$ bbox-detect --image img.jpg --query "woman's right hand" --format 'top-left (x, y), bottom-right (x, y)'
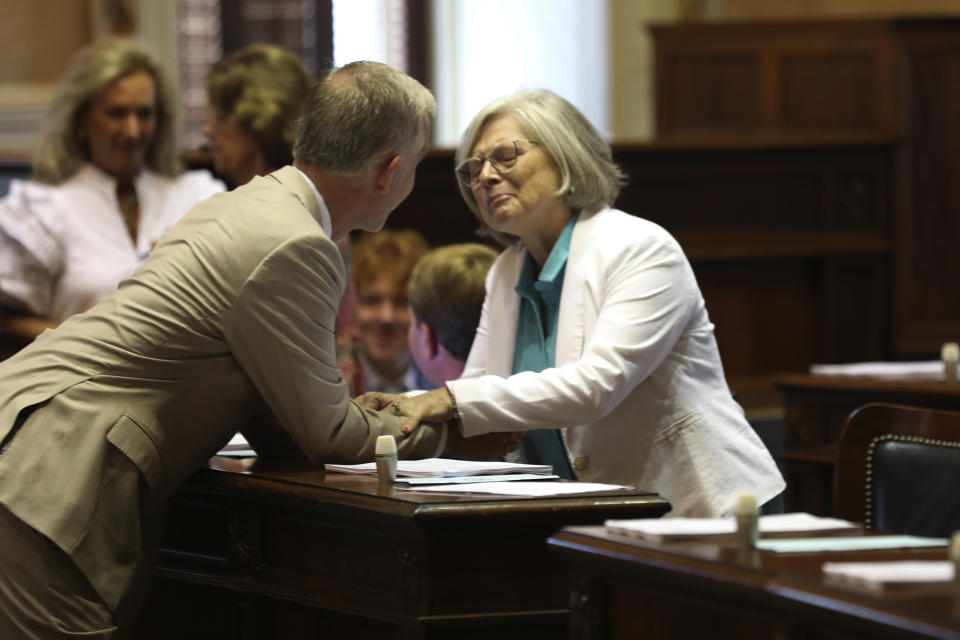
top-left (359, 387), bottom-right (456, 434)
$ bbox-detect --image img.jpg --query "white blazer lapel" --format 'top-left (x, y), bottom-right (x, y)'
top-left (555, 209), bottom-right (599, 366)
top-left (485, 248), bottom-right (523, 376)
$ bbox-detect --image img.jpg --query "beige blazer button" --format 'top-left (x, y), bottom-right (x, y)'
top-left (573, 456), bottom-right (588, 471)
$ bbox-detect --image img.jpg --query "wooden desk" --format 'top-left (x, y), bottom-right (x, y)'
top-left (549, 525), bottom-right (960, 640)
top-left (134, 461), bottom-right (669, 639)
top-left (775, 374), bottom-right (960, 516)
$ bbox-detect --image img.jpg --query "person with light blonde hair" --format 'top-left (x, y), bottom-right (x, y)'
top-left (0, 37), bottom-right (224, 344)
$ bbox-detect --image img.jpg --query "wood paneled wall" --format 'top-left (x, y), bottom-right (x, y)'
top-left (650, 17), bottom-right (960, 358)
top-left (0, 2), bottom-right (94, 84)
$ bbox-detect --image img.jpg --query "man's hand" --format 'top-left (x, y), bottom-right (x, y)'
top-left (355, 391), bottom-right (395, 411)
top-left (442, 426), bottom-right (522, 461)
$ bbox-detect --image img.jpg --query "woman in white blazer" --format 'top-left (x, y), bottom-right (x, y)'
top-left (360, 89), bottom-right (784, 517)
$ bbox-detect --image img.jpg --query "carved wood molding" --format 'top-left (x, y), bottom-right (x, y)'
top-left (398, 541), bottom-right (425, 602)
top-left (227, 510), bottom-right (260, 570)
top-left (568, 575), bottom-right (606, 640)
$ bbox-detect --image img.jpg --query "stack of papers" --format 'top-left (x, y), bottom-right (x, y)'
top-left (605, 513), bottom-right (862, 542)
top-left (823, 561), bottom-right (954, 592)
top-left (757, 535), bottom-right (948, 554)
top-left (325, 457), bottom-right (553, 478)
top-left (217, 432), bottom-right (256, 458)
top-left (326, 457), bottom-right (631, 496)
top-left (398, 481), bottom-right (629, 496)
top-left (394, 474), bottom-right (559, 486)
top-left (810, 360), bottom-right (942, 379)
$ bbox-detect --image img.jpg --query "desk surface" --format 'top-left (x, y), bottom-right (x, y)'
top-left (775, 373), bottom-right (960, 398)
top-left (202, 456), bottom-right (663, 514)
top-left (138, 462), bottom-right (669, 639)
top-left (550, 525), bottom-right (960, 640)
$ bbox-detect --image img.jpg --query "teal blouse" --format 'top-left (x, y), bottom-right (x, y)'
top-left (511, 211), bottom-right (579, 478)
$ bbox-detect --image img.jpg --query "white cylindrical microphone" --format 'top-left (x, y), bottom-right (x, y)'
top-left (943, 342), bottom-right (959, 384)
top-left (736, 492), bottom-right (759, 549)
top-left (375, 435), bottom-right (398, 485)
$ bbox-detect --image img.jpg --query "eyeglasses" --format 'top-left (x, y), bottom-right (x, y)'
top-left (455, 139), bottom-right (538, 188)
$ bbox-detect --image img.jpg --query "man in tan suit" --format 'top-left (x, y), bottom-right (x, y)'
top-left (0, 61), bottom-right (508, 639)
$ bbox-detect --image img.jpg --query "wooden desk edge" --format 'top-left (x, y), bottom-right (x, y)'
top-left (547, 526), bottom-right (960, 639)
top-left (179, 465), bottom-right (672, 523)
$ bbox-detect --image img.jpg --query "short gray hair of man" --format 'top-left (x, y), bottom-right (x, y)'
top-left (33, 38), bottom-right (181, 184)
top-left (293, 61), bottom-right (436, 176)
top-left (454, 89), bottom-right (627, 246)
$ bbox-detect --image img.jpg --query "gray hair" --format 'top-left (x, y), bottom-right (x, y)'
top-left (455, 89), bottom-right (627, 246)
top-left (32, 38), bottom-right (182, 184)
top-left (293, 61), bottom-right (436, 176)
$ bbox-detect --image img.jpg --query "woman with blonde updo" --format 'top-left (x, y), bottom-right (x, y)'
top-left (204, 44), bottom-right (312, 188)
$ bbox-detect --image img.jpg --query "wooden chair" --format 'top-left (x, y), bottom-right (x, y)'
top-left (835, 402), bottom-right (960, 537)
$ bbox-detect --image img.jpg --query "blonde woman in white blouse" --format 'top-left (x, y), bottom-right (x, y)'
top-left (0, 38), bottom-right (223, 343)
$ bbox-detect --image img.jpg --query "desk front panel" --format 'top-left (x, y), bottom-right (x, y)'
top-left (137, 466), bottom-right (669, 639)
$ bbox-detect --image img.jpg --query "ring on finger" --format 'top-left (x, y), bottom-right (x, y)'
top-left (391, 402), bottom-right (402, 416)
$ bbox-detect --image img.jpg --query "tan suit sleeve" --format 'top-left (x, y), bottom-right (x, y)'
top-left (224, 233), bottom-right (442, 464)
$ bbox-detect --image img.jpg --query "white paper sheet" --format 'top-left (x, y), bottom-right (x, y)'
top-left (227, 432), bottom-right (248, 446)
top-left (326, 458), bottom-right (553, 478)
top-left (605, 513), bottom-right (861, 541)
top-left (395, 473), bottom-right (559, 485)
top-left (823, 561), bottom-right (954, 591)
top-left (398, 481), bottom-right (628, 496)
top-left (757, 535), bottom-right (948, 553)
top-left (809, 360), bottom-right (943, 379)
top-left (217, 432), bottom-right (255, 457)
top-left (217, 448), bottom-right (257, 458)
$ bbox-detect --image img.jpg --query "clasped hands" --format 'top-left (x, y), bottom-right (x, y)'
top-left (356, 387), bottom-right (522, 461)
